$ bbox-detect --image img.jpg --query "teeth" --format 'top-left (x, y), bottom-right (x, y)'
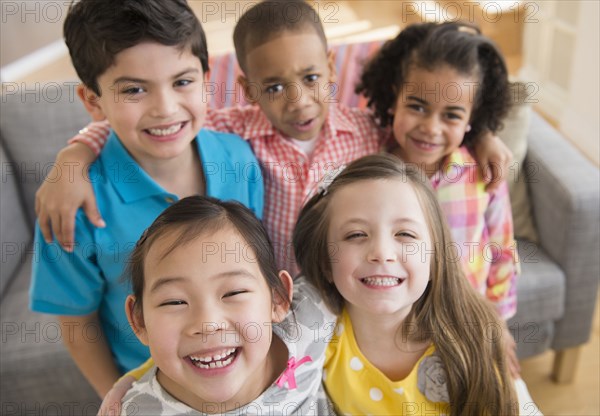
top-left (361, 277), bottom-right (401, 286)
top-left (415, 139), bottom-right (436, 148)
top-left (147, 123), bottom-right (183, 136)
top-left (190, 351), bottom-right (236, 370)
top-left (189, 348), bottom-right (236, 364)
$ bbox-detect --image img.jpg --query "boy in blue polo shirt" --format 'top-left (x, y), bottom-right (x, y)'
top-left (29, 0), bottom-right (263, 397)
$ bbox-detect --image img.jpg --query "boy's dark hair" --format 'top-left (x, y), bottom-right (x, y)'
top-left (64, 0), bottom-right (208, 96)
top-left (233, 0), bottom-right (327, 73)
top-left (356, 22), bottom-right (511, 147)
top-left (128, 196), bottom-right (290, 317)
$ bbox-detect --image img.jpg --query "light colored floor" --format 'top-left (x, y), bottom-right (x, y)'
top-left (519, 294), bottom-right (600, 415)
top-left (10, 2), bottom-right (599, 414)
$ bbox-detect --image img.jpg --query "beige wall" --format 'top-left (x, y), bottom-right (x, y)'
top-left (0, 0), bottom-right (67, 66)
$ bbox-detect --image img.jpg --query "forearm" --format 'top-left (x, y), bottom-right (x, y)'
top-left (55, 142), bottom-right (97, 175)
top-left (59, 314), bottom-right (121, 398)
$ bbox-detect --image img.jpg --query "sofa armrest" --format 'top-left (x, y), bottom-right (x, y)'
top-left (525, 112), bottom-right (600, 350)
top-left (0, 141), bottom-right (33, 298)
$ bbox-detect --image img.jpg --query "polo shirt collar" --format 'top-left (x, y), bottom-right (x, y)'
top-left (99, 131), bottom-right (177, 204)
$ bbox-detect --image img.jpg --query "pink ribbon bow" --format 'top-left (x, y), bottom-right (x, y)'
top-left (275, 355), bottom-right (313, 390)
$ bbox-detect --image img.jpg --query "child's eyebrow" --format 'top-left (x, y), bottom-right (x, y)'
top-left (261, 66), bottom-right (318, 84)
top-left (406, 95), bottom-right (467, 113)
top-left (149, 276), bottom-right (185, 294)
top-left (214, 269), bottom-right (259, 281)
top-left (149, 269), bottom-right (258, 293)
top-left (112, 68), bottom-right (200, 86)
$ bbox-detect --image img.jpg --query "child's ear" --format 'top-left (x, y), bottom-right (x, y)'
top-left (327, 50), bottom-right (337, 84)
top-left (125, 295), bottom-right (149, 346)
top-left (76, 84), bottom-right (107, 122)
top-left (237, 75), bottom-right (260, 105)
top-left (272, 271), bottom-right (293, 323)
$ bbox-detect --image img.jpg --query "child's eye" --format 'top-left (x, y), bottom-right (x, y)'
top-left (445, 112), bottom-right (463, 121)
top-left (121, 86), bottom-right (145, 95)
top-left (345, 231), bottom-right (367, 240)
top-left (159, 300), bottom-right (187, 307)
top-left (396, 231), bottom-right (416, 239)
top-left (265, 84), bottom-right (284, 94)
top-left (304, 74), bottom-right (319, 84)
top-left (407, 104), bottom-right (425, 113)
top-left (223, 290), bottom-right (248, 298)
top-left (174, 79), bottom-right (193, 88)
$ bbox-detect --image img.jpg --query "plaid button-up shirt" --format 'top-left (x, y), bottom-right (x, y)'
top-left (431, 146), bottom-right (519, 319)
top-left (205, 104), bottom-right (383, 274)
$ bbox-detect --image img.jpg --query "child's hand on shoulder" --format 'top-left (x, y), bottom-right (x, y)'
top-left (35, 142), bottom-right (104, 251)
top-left (97, 375), bottom-right (135, 416)
top-left (475, 133), bottom-right (513, 192)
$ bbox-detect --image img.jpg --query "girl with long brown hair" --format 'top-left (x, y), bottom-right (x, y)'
top-left (294, 153), bottom-right (518, 415)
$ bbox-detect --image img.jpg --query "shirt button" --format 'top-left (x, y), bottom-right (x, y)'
top-left (165, 197), bottom-right (175, 203)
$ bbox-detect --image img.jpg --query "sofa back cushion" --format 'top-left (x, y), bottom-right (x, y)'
top-left (0, 142), bottom-right (34, 297)
top-left (0, 84), bottom-right (91, 227)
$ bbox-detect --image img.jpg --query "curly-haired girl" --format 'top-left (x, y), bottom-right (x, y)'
top-left (357, 22), bottom-right (521, 376)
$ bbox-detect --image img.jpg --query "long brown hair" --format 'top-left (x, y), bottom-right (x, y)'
top-left (293, 154), bottom-right (517, 415)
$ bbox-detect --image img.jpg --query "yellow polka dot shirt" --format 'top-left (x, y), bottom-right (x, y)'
top-left (324, 310), bottom-right (450, 415)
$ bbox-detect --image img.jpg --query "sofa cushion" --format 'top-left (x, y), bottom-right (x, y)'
top-left (0, 143), bottom-right (33, 297)
top-left (0, 255), bottom-right (100, 411)
top-left (511, 241), bottom-right (566, 324)
top-left (0, 85), bottom-right (91, 227)
top-left (497, 82), bottom-right (539, 243)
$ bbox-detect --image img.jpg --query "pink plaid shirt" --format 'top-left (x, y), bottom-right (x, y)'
top-left (430, 146), bottom-right (519, 319)
top-left (205, 104), bottom-right (382, 274)
top-left (71, 105), bottom-right (383, 275)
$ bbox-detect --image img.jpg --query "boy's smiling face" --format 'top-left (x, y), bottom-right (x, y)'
top-left (239, 30), bottom-right (337, 141)
top-left (78, 42), bottom-right (208, 167)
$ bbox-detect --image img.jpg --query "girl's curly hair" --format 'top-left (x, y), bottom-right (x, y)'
top-left (356, 22), bottom-right (512, 147)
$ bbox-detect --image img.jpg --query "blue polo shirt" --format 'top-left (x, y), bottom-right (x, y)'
top-left (30, 129), bottom-right (264, 373)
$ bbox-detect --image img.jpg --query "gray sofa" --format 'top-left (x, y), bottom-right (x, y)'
top-left (1, 77), bottom-right (599, 411)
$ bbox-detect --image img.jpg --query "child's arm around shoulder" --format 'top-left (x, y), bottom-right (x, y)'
top-left (97, 358), bottom-right (154, 416)
top-left (36, 121), bottom-right (110, 250)
top-left (471, 131), bottom-right (513, 192)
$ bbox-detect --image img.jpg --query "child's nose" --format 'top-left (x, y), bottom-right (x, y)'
top-left (367, 236), bottom-right (397, 263)
top-left (286, 83), bottom-right (313, 111)
top-left (185, 306), bottom-right (226, 336)
top-left (419, 114), bottom-right (442, 136)
top-left (150, 90), bottom-right (178, 118)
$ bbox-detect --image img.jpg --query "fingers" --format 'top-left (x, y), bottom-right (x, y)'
top-left (97, 401), bottom-right (120, 416)
top-left (83, 196), bottom-right (106, 229)
top-left (56, 209), bottom-right (75, 252)
top-left (483, 159), bottom-right (508, 192)
top-left (37, 210), bottom-right (54, 244)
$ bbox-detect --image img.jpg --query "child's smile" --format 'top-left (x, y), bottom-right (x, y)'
top-left (391, 65), bottom-right (475, 176)
top-left (359, 275), bottom-right (407, 289)
top-left (327, 178), bottom-right (433, 320)
top-left (130, 227), bottom-right (284, 412)
top-left (84, 42), bottom-right (208, 169)
top-left (187, 347), bottom-right (238, 370)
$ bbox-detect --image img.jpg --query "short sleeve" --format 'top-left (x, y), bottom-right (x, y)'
top-left (30, 211), bottom-right (103, 315)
